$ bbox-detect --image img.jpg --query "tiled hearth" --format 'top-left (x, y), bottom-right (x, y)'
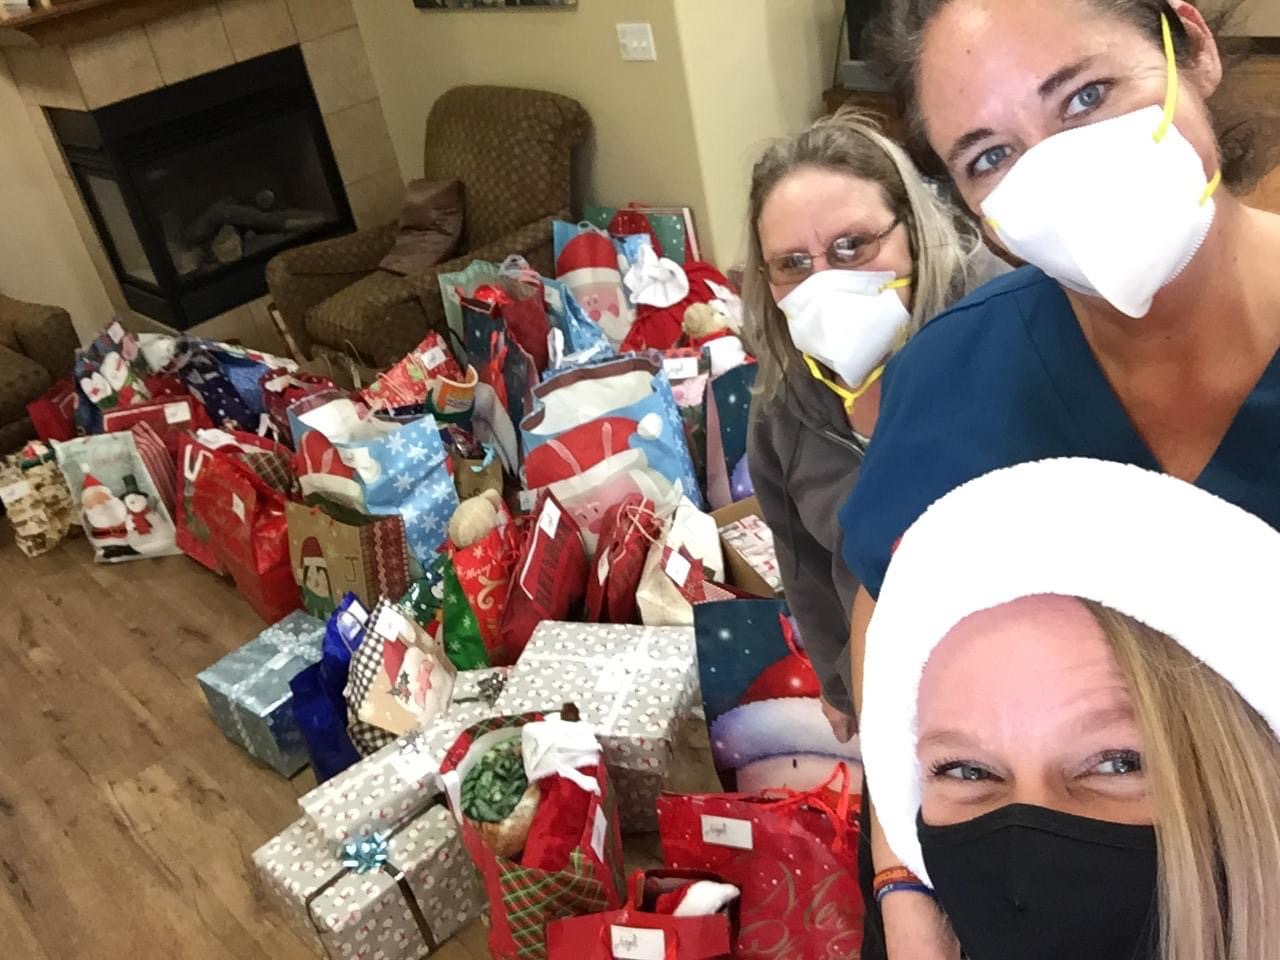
top-left (3, 0), bottom-right (403, 350)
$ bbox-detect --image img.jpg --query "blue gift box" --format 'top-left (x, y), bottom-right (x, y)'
top-left (197, 610), bottom-right (326, 776)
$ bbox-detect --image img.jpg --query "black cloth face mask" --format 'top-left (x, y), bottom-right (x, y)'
top-left (917, 803), bottom-right (1159, 960)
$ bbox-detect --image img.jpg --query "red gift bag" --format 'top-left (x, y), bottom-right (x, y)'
top-left (497, 492), bottom-right (588, 664)
top-left (259, 367), bottom-right (336, 446)
top-left (102, 395), bottom-right (211, 452)
top-left (584, 495), bottom-right (661, 624)
top-left (439, 713), bottom-right (626, 960)
top-left (27, 377), bottom-right (78, 443)
top-left (449, 498), bottom-right (521, 661)
top-left (191, 449), bottom-right (300, 623)
top-left (546, 869), bottom-right (736, 959)
top-left (656, 767), bottom-right (864, 960)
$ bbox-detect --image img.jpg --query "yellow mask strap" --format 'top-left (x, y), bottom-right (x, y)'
top-left (803, 354), bottom-right (885, 412)
top-left (880, 277), bottom-right (913, 294)
top-left (1153, 14), bottom-right (1179, 144)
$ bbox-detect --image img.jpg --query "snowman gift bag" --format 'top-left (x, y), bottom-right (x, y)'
top-left (54, 423), bottom-right (180, 563)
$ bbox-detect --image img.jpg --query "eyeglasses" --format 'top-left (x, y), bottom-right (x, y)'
top-left (764, 218), bottom-right (901, 286)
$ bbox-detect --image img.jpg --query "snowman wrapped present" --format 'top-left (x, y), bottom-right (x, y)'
top-left (54, 423), bottom-right (179, 563)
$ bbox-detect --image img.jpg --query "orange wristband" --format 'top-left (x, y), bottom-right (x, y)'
top-left (872, 866), bottom-right (921, 896)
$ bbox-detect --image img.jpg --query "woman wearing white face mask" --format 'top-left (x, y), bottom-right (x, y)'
top-left (743, 109), bottom-right (1002, 748)
top-left (840, 2), bottom-right (1280, 958)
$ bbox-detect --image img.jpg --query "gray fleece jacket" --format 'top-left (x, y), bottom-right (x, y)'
top-left (747, 371), bottom-right (864, 714)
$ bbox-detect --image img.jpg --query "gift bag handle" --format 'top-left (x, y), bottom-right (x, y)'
top-left (757, 761), bottom-right (855, 854)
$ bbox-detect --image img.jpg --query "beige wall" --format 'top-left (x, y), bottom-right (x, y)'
top-left (352, 0), bottom-right (710, 253)
top-left (0, 58), bottom-right (111, 342)
top-left (1235, 0), bottom-right (1280, 36)
top-left (675, 0), bottom-right (844, 264)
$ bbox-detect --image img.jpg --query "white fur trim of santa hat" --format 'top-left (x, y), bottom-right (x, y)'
top-left (861, 457), bottom-right (1280, 888)
top-left (671, 881), bottom-right (740, 918)
top-left (710, 697), bottom-right (862, 768)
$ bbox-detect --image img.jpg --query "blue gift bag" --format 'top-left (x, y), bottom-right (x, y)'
top-left (289, 594), bottom-right (367, 782)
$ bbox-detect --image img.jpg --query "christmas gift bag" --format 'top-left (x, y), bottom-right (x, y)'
top-left (443, 492), bottom-right (520, 667)
top-left (27, 377), bottom-right (79, 443)
top-left (636, 540), bottom-right (708, 628)
top-left (290, 595), bottom-right (369, 783)
top-left (448, 428), bottom-right (504, 502)
top-left (439, 711), bottom-right (627, 960)
top-left (703, 363), bottom-right (756, 511)
top-left (260, 368), bottom-right (336, 447)
top-left (254, 799), bottom-right (485, 960)
top-left (656, 768), bottom-right (864, 960)
top-left (191, 449), bottom-right (300, 623)
top-left (54, 425), bottom-right (180, 563)
top-left (546, 869), bottom-right (739, 960)
top-left (196, 610), bottom-right (327, 776)
top-left (493, 622), bottom-right (699, 833)
top-left (401, 554), bottom-right (449, 629)
top-left (695, 600), bottom-right (861, 793)
top-left (441, 553), bottom-right (489, 670)
top-left (101, 394), bottom-right (211, 452)
top-left (292, 398), bottom-right (459, 567)
top-left (438, 258), bottom-right (502, 339)
top-left (543, 277), bottom-right (613, 362)
top-left (496, 492), bottom-right (589, 664)
top-left (521, 357), bottom-right (702, 551)
top-left (554, 221), bottom-right (634, 348)
top-left (169, 339), bottom-right (259, 431)
top-left (360, 332), bottom-right (478, 424)
top-left (345, 599), bottom-right (457, 755)
top-left (286, 498), bottom-right (411, 620)
top-left (583, 495), bottom-right (662, 624)
top-left (0, 442), bottom-right (76, 557)
top-left (298, 666), bottom-right (509, 847)
top-left (585, 204), bottom-right (701, 266)
top-left (74, 320), bottom-right (151, 414)
top-left (462, 298), bottom-right (538, 449)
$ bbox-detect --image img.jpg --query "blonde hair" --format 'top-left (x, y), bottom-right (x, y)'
top-left (1085, 601), bottom-right (1280, 960)
top-left (742, 108), bottom-right (978, 404)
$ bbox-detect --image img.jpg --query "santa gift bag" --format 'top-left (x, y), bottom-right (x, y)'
top-left (27, 377), bottom-right (79, 443)
top-left (345, 598), bottom-right (457, 755)
top-left (192, 449), bottom-right (300, 623)
top-left (439, 711), bottom-right (627, 960)
top-left (54, 424), bottom-right (180, 563)
top-left (546, 869), bottom-right (738, 960)
top-left (496, 492), bottom-right (589, 664)
top-left (292, 397), bottom-right (459, 567)
top-left (554, 221), bottom-right (634, 348)
top-left (543, 277), bottom-right (613, 363)
top-left (286, 499), bottom-right (411, 619)
top-left (521, 355), bottom-right (704, 548)
top-left (656, 768), bottom-right (864, 960)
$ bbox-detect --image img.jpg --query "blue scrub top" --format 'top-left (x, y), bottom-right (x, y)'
top-left (840, 265), bottom-right (1280, 598)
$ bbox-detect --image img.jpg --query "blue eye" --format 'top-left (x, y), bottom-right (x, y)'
top-left (970, 145), bottom-right (1013, 177)
top-left (1065, 81), bottom-right (1109, 118)
top-left (932, 760), bottom-right (997, 782)
top-left (1089, 750), bottom-right (1143, 776)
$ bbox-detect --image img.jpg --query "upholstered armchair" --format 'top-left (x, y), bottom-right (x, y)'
top-left (267, 85), bottom-right (591, 369)
top-left (0, 293), bottom-right (78, 453)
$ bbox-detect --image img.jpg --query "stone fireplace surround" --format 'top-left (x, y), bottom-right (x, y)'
top-left (3, 0), bottom-right (404, 352)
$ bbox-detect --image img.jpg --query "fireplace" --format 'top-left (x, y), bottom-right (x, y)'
top-left (49, 46), bottom-right (354, 330)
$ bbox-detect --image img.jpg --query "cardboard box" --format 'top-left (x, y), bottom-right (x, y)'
top-left (711, 496), bottom-right (782, 598)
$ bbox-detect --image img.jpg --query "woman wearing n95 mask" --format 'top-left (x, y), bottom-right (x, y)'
top-left (743, 109), bottom-right (1004, 747)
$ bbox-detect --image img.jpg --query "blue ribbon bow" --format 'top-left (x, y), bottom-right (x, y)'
top-left (341, 833), bottom-right (390, 874)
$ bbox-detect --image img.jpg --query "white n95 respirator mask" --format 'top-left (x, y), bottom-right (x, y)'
top-left (980, 15), bottom-right (1221, 319)
top-left (779, 268), bottom-right (911, 392)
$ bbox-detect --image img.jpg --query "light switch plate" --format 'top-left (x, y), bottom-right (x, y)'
top-left (617, 22), bottom-right (657, 61)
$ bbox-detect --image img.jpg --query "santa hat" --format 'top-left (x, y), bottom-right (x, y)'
top-left (710, 615), bottom-right (862, 768)
top-left (300, 536), bottom-right (324, 567)
top-left (652, 880), bottom-right (740, 917)
top-left (862, 457), bottom-right (1280, 888)
top-left (524, 415), bottom-right (661, 487)
top-left (297, 431), bottom-right (362, 506)
top-left (81, 474), bottom-right (112, 505)
top-left (556, 229), bottom-right (623, 289)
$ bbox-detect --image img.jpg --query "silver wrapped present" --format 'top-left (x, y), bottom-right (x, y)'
top-left (493, 622), bottom-right (699, 833)
top-left (299, 668), bottom-right (509, 847)
top-left (254, 800), bottom-right (484, 959)
top-left (196, 610), bottom-right (326, 776)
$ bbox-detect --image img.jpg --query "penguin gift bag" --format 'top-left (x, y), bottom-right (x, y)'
top-left (54, 423), bottom-right (180, 563)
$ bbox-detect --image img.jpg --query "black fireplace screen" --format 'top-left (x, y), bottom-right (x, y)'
top-left (50, 46), bottom-right (353, 330)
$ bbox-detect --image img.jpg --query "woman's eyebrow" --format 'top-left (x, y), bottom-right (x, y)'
top-left (946, 128), bottom-right (996, 169)
top-left (1038, 57), bottom-right (1097, 98)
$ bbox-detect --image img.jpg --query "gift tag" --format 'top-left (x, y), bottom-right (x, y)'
top-left (422, 345), bottom-right (448, 371)
top-left (230, 493), bottom-right (246, 523)
top-left (701, 814), bottom-right (753, 850)
top-left (663, 356), bottom-right (700, 382)
top-left (264, 651), bottom-right (297, 672)
top-left (591, 806), bottom-right (608, 861)
top-left (544, 284), bottom-right (564, 313)
top-left (348, 600), bottom-right (370, 625)
top-left (0, 480), bottom-right (32, 506)
top-left (597, 550), bottom-right (611, 586)
top-left (387, 739), bottom-right (440, 785)
top-left (518, 488), bottom-right (539, 514)
top-left (373, 605), bottom-right (410, 643)
top-left (537, 499), bottom-right (561, 538)
top-left (107, 320), bottom-right (126, 343)
top-left (664, 549), bottom-right (691, 587)
top-left (198, 428), bottom-right (240, 449)
top-left (610, 926), bottom-right (666, 960)
top-left (262, 375), bottom-right (298, 393)
top-left (164, 401), bottom-right (192, 424)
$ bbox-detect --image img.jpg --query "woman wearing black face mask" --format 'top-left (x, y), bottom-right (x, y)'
top-left (860, 458), bottom-right (1280, 960)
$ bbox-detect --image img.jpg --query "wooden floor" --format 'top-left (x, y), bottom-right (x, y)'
top-left (0, 526), bottom-right (499, 960)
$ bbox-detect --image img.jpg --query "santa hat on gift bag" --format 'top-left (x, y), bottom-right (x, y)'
top-left (555, 229), bottom-right (625, 290)
top-left (524, 414), bottom-right (661, 488)
top-left (710, 614), bottom-right (862, 770)
top-left (81, 473), bottom-right (113, 509)
top-left (297, 431), bottom-right (362, 507)
top-left (652, 880), bottom-right (741, 917)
